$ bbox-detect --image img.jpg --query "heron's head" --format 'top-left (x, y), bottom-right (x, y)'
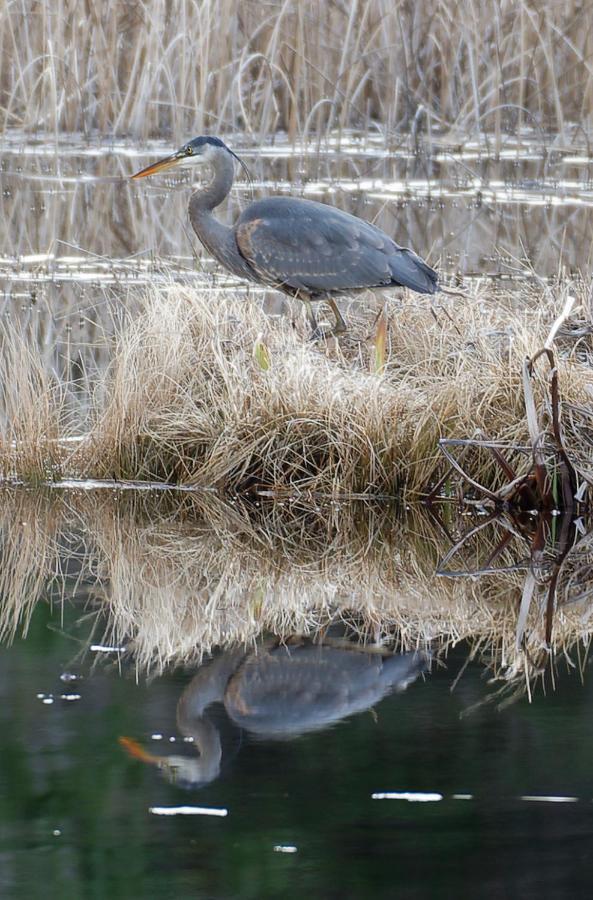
top-left (118, 736), bottom-right (220, 788)
top-left (131, 136), bottom-right (243, 179)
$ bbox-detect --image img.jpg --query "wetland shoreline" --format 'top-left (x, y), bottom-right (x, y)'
top-left (1, 277), bottom-right (591, 511)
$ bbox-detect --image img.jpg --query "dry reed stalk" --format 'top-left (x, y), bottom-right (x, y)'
top-left (0, 322), bottom-right (65, 480)
top-left (0, 2), bottom-right (592, 139)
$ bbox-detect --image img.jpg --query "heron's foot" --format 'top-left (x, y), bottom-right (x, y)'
top-left (304, 296), bottom-right (347, 341)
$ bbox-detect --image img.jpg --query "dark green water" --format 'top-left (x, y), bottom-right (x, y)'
top-left (2, 601), bottom-right (593, 899)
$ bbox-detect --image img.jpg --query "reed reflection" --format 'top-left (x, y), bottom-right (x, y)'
top-left (0, 489), bottom-right (591, 699)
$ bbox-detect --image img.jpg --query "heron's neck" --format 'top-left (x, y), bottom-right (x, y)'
top-left (178, 717), bottom-right (223, 784)
top-left (178, 651), bottom-right (245, 720)
top-left (175, 652), bottom-right (245, 785)
top-left (188, 156), bottom-right (256, 280)
top-left (190, 151), bottom-right (235, 212)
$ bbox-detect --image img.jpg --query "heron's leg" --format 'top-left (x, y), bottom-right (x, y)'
top-left (304, 298), bottom-right (318, 334)
top-left (304, 298), bottom-right (328, 341)
top-left (326, 296), bottom-right (348, 334)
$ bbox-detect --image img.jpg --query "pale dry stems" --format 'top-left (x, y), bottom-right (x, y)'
top-left (1, 1), bottom-right (593, 140)
top-left (85, 279), bottom-right (593, 496)
top-left (1, 279), bottom-right (592, 496)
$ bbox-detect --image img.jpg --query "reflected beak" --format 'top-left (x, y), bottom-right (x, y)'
top-left (119, 735), bottom-right (165, 765)
top-left (118, 736), bottom-right (192, 784)
top-left (131, 152), bottom-right (182, 179)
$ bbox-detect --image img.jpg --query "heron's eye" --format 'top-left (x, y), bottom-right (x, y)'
top-left (185, 147), bottom-right (193, 156)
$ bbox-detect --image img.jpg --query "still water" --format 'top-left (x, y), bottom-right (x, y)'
top-left (2, 598), bottom-right (593, 899)
top-left (0, 489), bottom-right (590, 898)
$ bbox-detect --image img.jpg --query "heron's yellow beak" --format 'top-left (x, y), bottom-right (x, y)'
top-left (131, 152), bottom-right (182, 179)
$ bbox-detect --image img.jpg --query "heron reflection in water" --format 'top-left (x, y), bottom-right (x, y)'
top-left (131, 136), bottom-right (438, 340)
top-left (119, 641), bottom-right (428, 788)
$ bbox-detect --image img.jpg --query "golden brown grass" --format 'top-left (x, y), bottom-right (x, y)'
top-left (0, 277), bottom-right (592, 498)
top-left (2, 1), bottom-right (593, 140)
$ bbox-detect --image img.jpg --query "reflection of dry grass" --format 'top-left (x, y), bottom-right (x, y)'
top-left (1, 278), bottom-right (592, 498)
top-left (0, 489), bottom-right (89, 642)
top-left (1, 488), bottom-right (592, 698)
top-left (1, 2), bottom-right (592, 138)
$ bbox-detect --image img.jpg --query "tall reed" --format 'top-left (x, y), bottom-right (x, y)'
top-left (2, 1), bottom-right (593, 140)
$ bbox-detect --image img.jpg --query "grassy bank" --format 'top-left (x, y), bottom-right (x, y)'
top-left (0, 277), bottom-right (591, 501)
top-left (2, 1), bottom-right (593, 140)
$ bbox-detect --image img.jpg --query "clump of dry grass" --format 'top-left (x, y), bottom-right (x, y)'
top-left (84, 286), bottom-right (419, 494)
top-left (1, 278), bottom-right (592, 498)
top-left (81, 279), bottom-right (593, 497)
top-left (0, 325), bottom-right (65, 481)
top-left (2, 1), bottom-right (593, 140)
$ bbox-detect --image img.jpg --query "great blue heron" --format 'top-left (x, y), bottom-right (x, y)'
top-left (131, 136), bottom-right (439, 339)
top-left (119, 642), bottom-right (428, 788)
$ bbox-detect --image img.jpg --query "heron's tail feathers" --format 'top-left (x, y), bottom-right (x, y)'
top-left (379, 650), bottom-right (430, 690)
top-left (390, 249), bottom-right (439, 294)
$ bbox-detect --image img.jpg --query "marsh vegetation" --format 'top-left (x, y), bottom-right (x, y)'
top-left (0, 276), bottom-right (591, 508)
top-left (2, 3), bottom-right (593, 894)
top-left (0, 0), bottom-right (591, 682)
top-left (3, 1), bottom-right (593, 141)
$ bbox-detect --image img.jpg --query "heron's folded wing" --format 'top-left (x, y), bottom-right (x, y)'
top-left (236, 201), bottom-right (397, 293)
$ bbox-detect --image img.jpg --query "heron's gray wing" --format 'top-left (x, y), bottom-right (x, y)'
top-left (236, 197), bottom-right (437, 294)
top-left (224, 646), bottom-right (427, 737)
